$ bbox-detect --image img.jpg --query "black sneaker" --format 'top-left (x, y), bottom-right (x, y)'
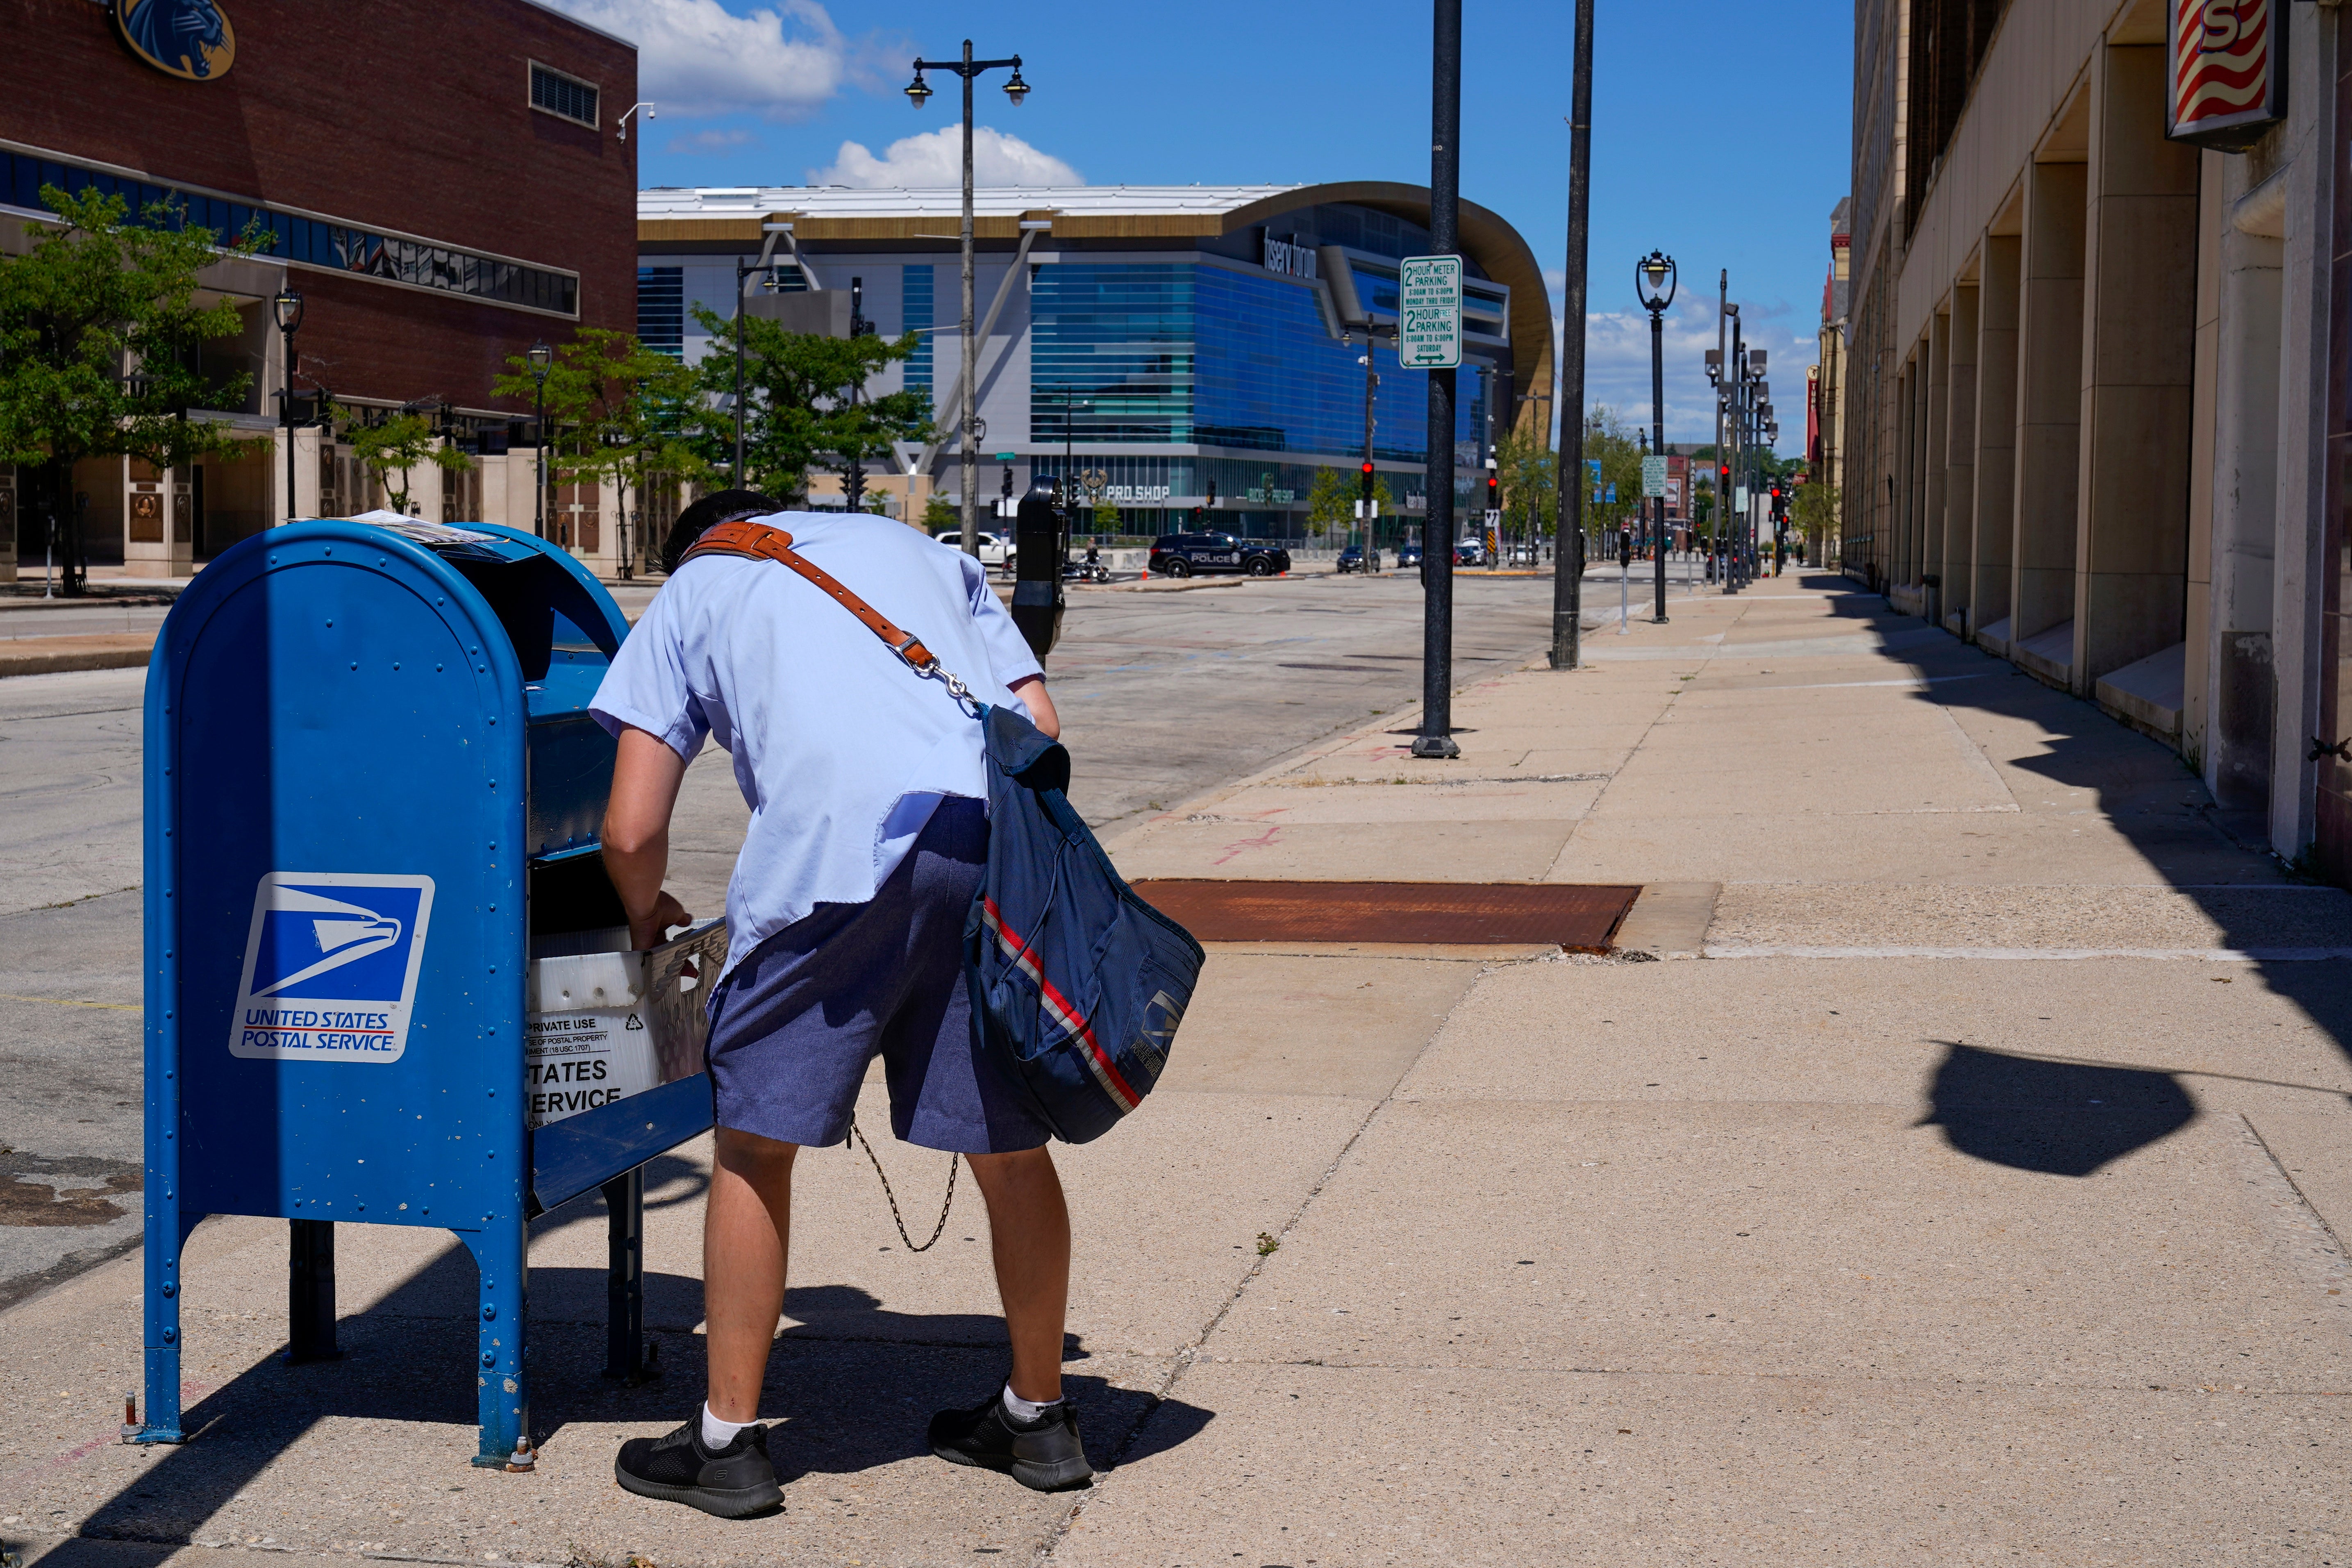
top-left (928, 1393), bottom-right (1093, 1491)
top-left (614, 1416), bottom-right (784, 1518)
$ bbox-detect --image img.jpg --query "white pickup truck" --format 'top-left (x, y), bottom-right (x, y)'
top-left (932, 531), bottom-right (1016, 571)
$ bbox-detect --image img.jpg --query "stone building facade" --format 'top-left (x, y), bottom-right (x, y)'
top-left (1843, 0), bottom-right (2352, 877)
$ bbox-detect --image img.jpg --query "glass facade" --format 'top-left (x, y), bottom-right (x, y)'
top-left (0, 148), bottom-right (578, 315)
top-left (1029, 260), bottom-right (1491, 464)
top-left (637, 266), bottom-right (682, 357)
top-left (903, 265), bottom-right (934, 395)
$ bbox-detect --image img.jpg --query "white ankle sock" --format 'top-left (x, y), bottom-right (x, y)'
top-left (701, 1402), bottom-right (751, 1448)
top-left (1001, 1384), bottom-right (1060, 1425)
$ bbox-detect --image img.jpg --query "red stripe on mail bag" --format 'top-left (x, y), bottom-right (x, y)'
top-left (980, 897), bottom-right (1141, 1113)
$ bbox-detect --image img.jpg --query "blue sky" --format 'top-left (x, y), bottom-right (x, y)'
top-left (556, 0), bottom-right (1854, 454)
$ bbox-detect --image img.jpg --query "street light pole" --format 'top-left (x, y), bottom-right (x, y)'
top-left (1550, 0), bottom-right (1595, 670)
top-left (527, 340), bottom-right (552, 540)
top-left (1414, 0), bottom-right (1462, 761)
top-left (907, 41), bottom-right (1028, 565)
top-left (271, 289), bottom-right (304, 527)
top-left (845, 275), bottom-right (869, 511)
top-left (1636, 251), bottom-right (1675, 624)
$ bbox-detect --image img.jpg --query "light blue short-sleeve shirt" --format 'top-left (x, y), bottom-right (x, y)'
top-left (590, 511), bottom-right (1044, 981)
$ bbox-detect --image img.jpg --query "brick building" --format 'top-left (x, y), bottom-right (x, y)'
top-left (0, 0), bottom-right (638, 579)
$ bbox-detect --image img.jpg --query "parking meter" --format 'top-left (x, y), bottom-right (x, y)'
top-left (1009, 483), bottom-right (1064, 658)
top-left (135, 516), bottom-right (718, 1470)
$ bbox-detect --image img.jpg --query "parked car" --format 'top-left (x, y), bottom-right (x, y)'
top-left (1454, 539), bottom-right (1487, 567)
top-left (1148, 531), bottom-right (1291, 577)
top-left (1395, 541), bottom-right (1425, 570)
top-left (932, 530), bottom-right (1015, 570)
top-left (1336, 543), bottom-right (1382, 574)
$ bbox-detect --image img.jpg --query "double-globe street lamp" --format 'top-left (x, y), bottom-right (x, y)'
top-left (271, 288), bottom-right (304, 527)
top-left (1634, 251), bottom-right (1675, 623)
top-left (907, 41), bottom-right (1030, 566)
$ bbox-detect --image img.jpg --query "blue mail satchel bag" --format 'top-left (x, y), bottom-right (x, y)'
top-left (678, 520), bottom-right (1206, 1143)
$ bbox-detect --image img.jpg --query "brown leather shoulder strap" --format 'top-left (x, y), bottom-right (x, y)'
top-left (677, 518), bottom-right (938, 674)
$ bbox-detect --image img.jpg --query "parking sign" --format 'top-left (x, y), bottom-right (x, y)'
top-left (1399, 255), bottom-right (1463, 369)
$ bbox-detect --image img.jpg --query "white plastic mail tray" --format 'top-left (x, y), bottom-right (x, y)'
top-left (524, 919), bottom-right (727, 1128)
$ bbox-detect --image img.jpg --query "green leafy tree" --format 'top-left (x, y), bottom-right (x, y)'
top-left (1307, 465), bottom-right (1394, 539)
top-left (1577, 405), bottom-right (1645, 549)
top-left (1791, 478), bottom-right (1839, 559)
top-left (684, 307), bottom-right (931, 503)
top-left (1093, 495), bottom-right (1121, 532)
top-left (342, 409), bottom-right (473, 516)
top-left (0, 184), bottom-right (267, 593)
top-left (1495, 428), bottom-right (1556, 538)
top-left (497, 327), bottom-right (707, 570)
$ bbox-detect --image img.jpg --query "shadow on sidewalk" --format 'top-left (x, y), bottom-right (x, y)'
top-left (1781, 580), bottom-right (2352, 1174)
top-left (59, 1162), bottom-right (1207, 1552)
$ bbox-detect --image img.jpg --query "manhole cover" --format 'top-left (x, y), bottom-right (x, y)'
top-left (1132, 880), bottom-right (1641, 952)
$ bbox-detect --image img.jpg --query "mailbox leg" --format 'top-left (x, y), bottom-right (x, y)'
top-left (601, 1168), bottom-right (652, 1384)
top-left (285, 1219), bottom-right (343, 1363)
top-left (463, 1220), bottom-right (531, 1468)
top-left (134, 1211), bottom-right (202, 1444)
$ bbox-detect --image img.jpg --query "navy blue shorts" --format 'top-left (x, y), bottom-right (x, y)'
top-left (703, 797), bottom-right (1050, 1154)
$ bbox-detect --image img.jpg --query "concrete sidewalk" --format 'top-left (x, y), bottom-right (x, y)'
top-left (7, 571), bottom-right (2352, 1565)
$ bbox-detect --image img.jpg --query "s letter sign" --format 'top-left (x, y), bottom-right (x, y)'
top-left (2166, 0), bottom-right (2286, 151)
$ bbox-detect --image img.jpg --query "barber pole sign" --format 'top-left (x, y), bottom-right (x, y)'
top-left (2167, 0), bottom-right (2287, 151)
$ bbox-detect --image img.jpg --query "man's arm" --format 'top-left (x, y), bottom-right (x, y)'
top-left (1010, 674), bottom-right (1059, 740)
top-left (604, 725), bottom-right (694, 950)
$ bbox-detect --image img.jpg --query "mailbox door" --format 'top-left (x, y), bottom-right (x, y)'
top-left (157, 528), bottom-right (528, 1232)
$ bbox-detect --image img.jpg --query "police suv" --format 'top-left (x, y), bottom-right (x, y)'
top-left (1147, 530), bottom-right (1292, 578)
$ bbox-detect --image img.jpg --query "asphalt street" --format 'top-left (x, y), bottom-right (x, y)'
top-left (0, 564), bottom-right (1610, 1307)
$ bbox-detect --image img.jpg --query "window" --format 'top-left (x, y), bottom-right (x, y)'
top-left (530, 63), bottom-right (600, 129)
top-left (638, 267), bottom-right (683, 357)
top-left (903, 265), bottom-right (934, 394)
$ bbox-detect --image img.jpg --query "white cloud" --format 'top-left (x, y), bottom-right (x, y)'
top-left (808, 125), bottom-right (1081, 188)
top-left (667, 127), bottom-right (754, 154)
top-left (540, 0), bottom-right (848, 120)
top-left (1556, 296), bottom-right (1818, 452)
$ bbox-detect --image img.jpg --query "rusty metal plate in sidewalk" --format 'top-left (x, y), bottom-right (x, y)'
top-left (1131, 880), bottom-right (1643, 952)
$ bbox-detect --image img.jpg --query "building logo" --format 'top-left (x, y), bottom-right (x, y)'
top-left (228, 874), bottom-right (435, 1064)
top-left (2166, 0), bottom-right (2284, 150)
top-left (116, 0), bottom-right (236, 82)
top-left (1262, 233), bottom-right (1318, 281)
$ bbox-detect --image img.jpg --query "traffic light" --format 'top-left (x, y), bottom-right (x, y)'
top-left (1486, 473), bottom-right (1499, 511)
top-left (1206, 478), bottom-right (1218, 509)
top-left (1360, 460), bottom-right (1375, 500)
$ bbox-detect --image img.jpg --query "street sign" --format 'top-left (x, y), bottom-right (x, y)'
top-left (1641, 456), bottom-right (1668, 498)
top-left (994, 451), bottom-right (1017, 460)
top-left (1398, 255), bottom-right (1463, 369)
top-left (1735, 486), bottom-right (1750, 511)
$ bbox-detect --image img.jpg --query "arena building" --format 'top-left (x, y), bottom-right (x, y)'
top-left (634, 182), bottom-right (1552, 543)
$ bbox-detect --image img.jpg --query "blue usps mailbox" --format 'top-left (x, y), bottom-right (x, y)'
top-left (135, 516), bottom-right (711, 1468)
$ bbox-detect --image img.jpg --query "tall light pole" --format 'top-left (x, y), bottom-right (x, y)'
top-left (1550, 0), bottom-right (1596, 669)
top-left (1635, 252), bottom-right (1675, 623)
top-left (1414, 0), bottom-right (1463, 760)
top-left (527, 339), bottom-right (552, 540)
top-left (907, 41), bottom-right (1029, 564)
top-left (271, 289), bottom-right (305, 527)
top-left (845, 275), bottom-right (870, 512)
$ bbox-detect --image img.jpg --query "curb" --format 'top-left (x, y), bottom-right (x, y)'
top-left (0, 638), bottom-right (156, 678)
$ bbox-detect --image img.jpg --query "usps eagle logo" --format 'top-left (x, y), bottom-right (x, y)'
top-left (229, 874), bottom-right (435, 1064)
top-left (116, 0), bottom-right (236, 82)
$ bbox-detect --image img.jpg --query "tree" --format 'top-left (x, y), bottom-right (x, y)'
top-left (924, 493), bottom-right (959, 532)
top-left (1307, 465), bottom-right (1394, 538)
top-left (683, 307), bottom-right (931, 504)
top-left (1791, 478), bottom-right (1839, 562)
top-left (0, 184), bottom-right (267, 593)
top-left (1093, 495), bottom-right (1120, 533)
top-left (1577, 405), bottom-right (1645, 548)
top-left (1495, 428), bottom-right (1556, 538)
top-left (343, 409), bottom-right (472, 516)
top-left (496, 327), bottom-right (707, 571)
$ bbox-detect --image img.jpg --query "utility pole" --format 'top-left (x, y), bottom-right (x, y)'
top-left (1415, 0), bottom-right (1463, 759)
top-left (1550, 0), bottom-right (1595, 670)
top-left (845, 275), bottom-right (868, 511)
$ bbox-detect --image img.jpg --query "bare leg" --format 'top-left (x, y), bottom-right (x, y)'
top-left (704, 1127), bottom-right (799, 1423)
top-left (964, 1147), bottom-right (1071, 1404)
